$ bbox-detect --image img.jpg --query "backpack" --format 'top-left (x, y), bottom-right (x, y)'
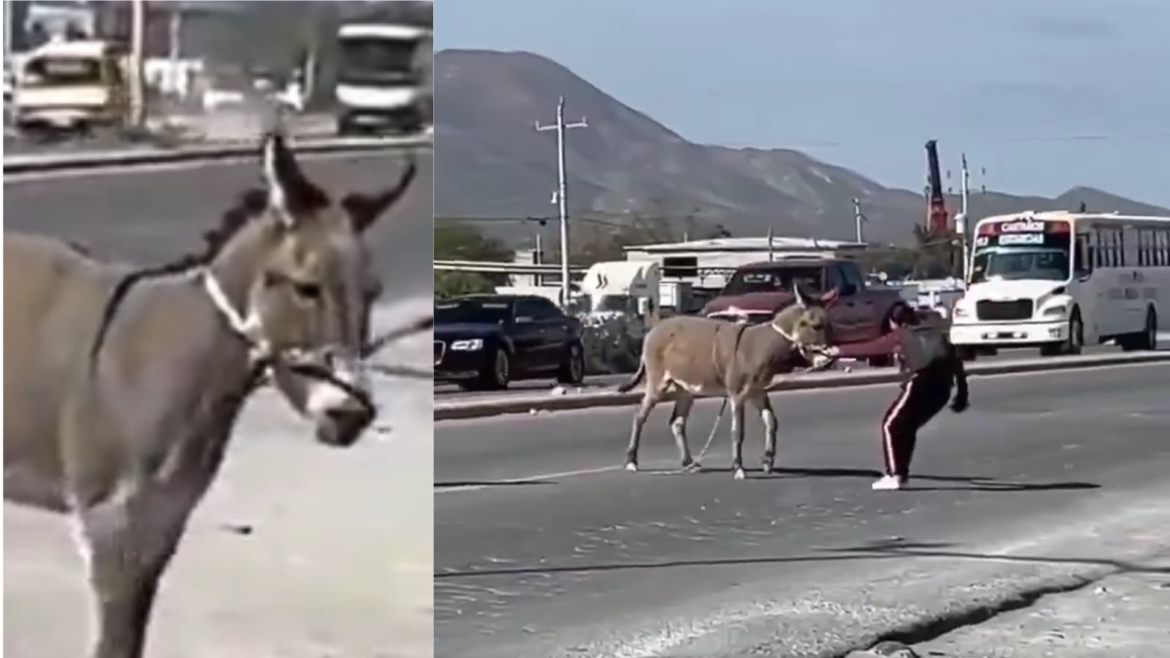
top-left (897, 325), bottom-right (950, 373)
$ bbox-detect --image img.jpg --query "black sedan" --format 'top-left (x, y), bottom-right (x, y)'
top-left (434, 295), bottom-right (587, 391)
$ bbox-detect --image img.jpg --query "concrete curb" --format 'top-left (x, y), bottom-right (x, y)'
top-left (433, 352), bottom-right (1170, 421)
top-left (3, 133), bottom-right (433, 175)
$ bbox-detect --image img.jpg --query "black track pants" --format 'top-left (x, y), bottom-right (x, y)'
top-left (880, 373), bottom-right (951, 478)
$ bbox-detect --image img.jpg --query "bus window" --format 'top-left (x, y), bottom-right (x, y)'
top-left (1075, 234), bottom-right (1093, 278)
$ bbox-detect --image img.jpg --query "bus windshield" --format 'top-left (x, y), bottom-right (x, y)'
top-left (970, 247), bottom-right (1070, 284)
top-left (338, 37), bottom-right (421, 86)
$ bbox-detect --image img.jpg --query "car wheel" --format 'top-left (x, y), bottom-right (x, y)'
top-left (557, 342), bottom-right (586, 385)
top-left (474, 347), bottom-right (510, 391)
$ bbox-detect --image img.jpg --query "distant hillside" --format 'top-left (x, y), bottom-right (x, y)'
top-left (434, 49), bottom-right (1169, 245)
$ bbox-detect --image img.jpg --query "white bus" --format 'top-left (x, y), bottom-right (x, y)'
top-left (950, 211), bottom-right (1170, 360)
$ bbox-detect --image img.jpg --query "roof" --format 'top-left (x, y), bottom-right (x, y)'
top-left (977, 211), bottom-right (1170, 224)
top-left (339, 23), bottom-right (432, 40)
top-left (623, 236), bottom-right (869, 253)
top-left (736, 257), bottom-right (839, 270)
top-left (439, 294), bottom-right (544, 304)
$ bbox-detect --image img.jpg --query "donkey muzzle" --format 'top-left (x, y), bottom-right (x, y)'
top-left (295, 359), bottom-right (376, 448)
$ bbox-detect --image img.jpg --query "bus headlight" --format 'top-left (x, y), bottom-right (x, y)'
top-left (952, 306), bottom-right (970, 319)
top-left (1041, 304), bottom-right (1069, 319)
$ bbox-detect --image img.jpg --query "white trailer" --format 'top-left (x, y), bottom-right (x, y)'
top-left (950, 211), bottom-right (1170, 359)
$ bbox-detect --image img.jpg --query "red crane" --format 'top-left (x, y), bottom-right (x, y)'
top-left (924, 139), bottom-right (950, 235)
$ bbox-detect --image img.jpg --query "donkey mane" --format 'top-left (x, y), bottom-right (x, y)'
top-left (86, 185), bottom-right (315, 364)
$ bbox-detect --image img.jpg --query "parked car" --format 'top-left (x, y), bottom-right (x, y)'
top-left (434, 295), bottom-right (587, 391)
top-left (702, 257), bottom-right (911, 366)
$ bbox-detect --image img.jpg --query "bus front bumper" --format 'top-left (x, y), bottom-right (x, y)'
top-left (950, 320), bottom-right (1068, 346)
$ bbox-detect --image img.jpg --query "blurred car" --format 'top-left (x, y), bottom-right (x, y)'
top-left (435, 295), bottom-right (586, 391)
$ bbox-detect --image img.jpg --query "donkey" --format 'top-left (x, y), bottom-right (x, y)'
top-left (3, 132), bottom-right (420, 658)
top-left (617, 287), bottom-right (840, 480)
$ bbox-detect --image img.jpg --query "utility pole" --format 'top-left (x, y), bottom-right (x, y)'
top-left (766, 226), bottom-right (775, 262)
top-left (3, 2), bottom-right (13, 62)
top-left (535, 96), bottom-right (588, 309)
top-left (957, 153), bottom-right (971, 283)
top-left (534, 232), bottom-right (543, 287)
top-left (128, 0), bottom-right (147, 130)
top-left (852, 197), bottom-right (867, 243)
top-left (167, 5), bottom-right (181, 97)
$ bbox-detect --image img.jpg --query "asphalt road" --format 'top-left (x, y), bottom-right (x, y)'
top-left (433, 340), bottom-right (1168, 402)
top-left (4, 149), bottom-right (433, 291)
top-left (435, 361), bottom-right (1170, 658)
top-left (4, 153), bottom-right (434, 656)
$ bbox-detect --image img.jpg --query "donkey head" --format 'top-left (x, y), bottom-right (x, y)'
top-left (216, 131), bottom-right (417, 447)
top-left (771, 287), bottom-right (839, 369)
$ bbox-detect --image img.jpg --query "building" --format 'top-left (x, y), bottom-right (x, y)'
top-left (623, 236), bottom-right (873, 291)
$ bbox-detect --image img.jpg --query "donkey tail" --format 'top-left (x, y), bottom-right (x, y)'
top-left (616, 360), bottom-right (646, 394)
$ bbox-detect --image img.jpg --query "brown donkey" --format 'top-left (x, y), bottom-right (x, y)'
top-left (3, 133), bottom-right (421, 658)
top-left (617, 287), bottom-right (839, 479)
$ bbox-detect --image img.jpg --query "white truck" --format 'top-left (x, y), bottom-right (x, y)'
top-left (949, 211), bottom-right (1170, 360)
top-left (334, 21), bottom-right (431, 136)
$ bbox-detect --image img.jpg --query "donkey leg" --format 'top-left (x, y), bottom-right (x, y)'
top-left (625, 392), bottom-right (660, 472)
top-left (76, 492), bottom-right (191, 658)
top-left (668, 394), bottom-right (698, 469)
top-left (750, 392), bottom-right (779, 474)
top-left (729, 398), bottom-right (748, 480)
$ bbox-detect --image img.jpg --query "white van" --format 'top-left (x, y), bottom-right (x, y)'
top-left (334, 23), bottom-right (431, 135)
top-left (12, 39), bottom-right (128, 134)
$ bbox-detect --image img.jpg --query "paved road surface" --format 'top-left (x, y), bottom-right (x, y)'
top-left (4, 149), bottom-right (432, 291)
top-left (435, 362), bottom-right (1170, 658)
top-left (915, 546), bottom-right (1170, 658)
top-left (434, 339), bottom-right (1170, 402)
top-left (4, 154), bottom-right (434, 656)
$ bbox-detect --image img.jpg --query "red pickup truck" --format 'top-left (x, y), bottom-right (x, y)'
top-left (702, 257), bottom-right (911, 365)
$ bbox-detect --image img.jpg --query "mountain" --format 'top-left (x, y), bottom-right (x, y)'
top-left (434, 49), bottom-right (1170, 245)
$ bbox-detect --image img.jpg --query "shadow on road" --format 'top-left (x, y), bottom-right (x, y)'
top-left (435, 536), bottom-right (1167, 580)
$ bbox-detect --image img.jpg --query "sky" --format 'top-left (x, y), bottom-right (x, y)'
top-left (437, 0), bottom-right (1170, 207)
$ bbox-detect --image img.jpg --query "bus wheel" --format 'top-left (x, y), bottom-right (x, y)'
top-left (1124, 307), bottom-right (1158, 351)
top-left (1042, 311), bottom-right (1083, 357)
top-left (1065, 312), bottom-right (1084, 355)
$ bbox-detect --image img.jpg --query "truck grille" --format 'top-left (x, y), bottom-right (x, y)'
top-left (434, 341), bottom-right (446, 365)
top-left (975, 300), bottom-right (1034, 322)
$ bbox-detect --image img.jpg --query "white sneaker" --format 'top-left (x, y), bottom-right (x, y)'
top-left (871, 475), bottom-right (906, 491)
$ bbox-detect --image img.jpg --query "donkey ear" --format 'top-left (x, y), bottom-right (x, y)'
top-left (342, 156), bottom-right (418, 233)
top-left (260, 131), bottom-right (305, 225)
top-left (793, 285), bottom-right (809, 308)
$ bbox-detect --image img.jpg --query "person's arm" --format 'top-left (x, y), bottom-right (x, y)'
top-left (832, 331), bottom-right (900, 360)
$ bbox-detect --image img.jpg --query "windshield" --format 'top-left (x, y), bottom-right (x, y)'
top-left (436, 300), bottom-right (512, 325)
top-left (338, 37), bottom-right (421, 86)
top-left (22, 57), bottom-right (105, 87)
top-left (970, 247), bottom-right (1071, 283)
top-left (720, 266), bottom-right (824, 296)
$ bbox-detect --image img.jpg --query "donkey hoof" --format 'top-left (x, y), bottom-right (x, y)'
top-left (624, 461), bottom-right (639, 473)
top-left (733, 467), bottom-right (747, 481)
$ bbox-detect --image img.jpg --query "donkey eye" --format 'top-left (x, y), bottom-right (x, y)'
top-left (292, 281), bottom-right (322, 301)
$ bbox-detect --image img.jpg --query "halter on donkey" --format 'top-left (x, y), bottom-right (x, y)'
top-left (3, 132), bottom-right (425, 658)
